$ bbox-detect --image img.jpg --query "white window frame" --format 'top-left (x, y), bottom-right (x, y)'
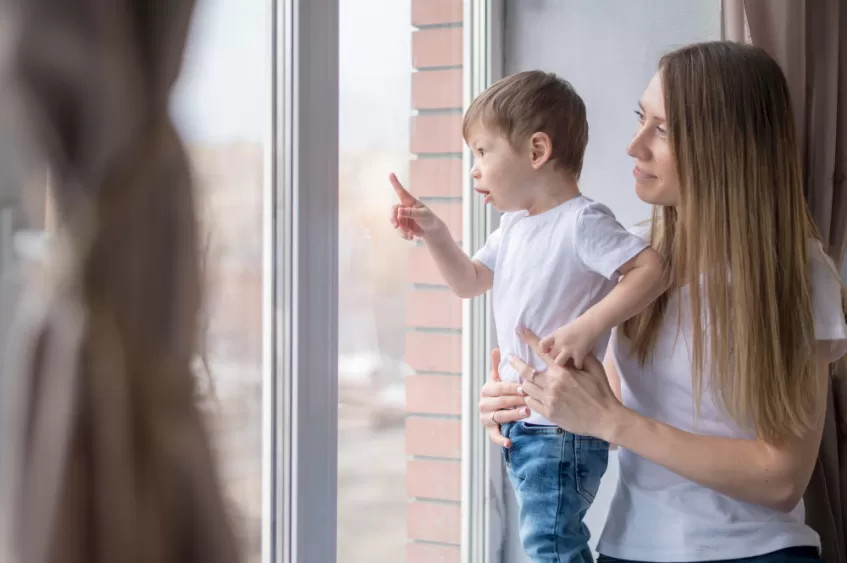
top-left (462, 1), bottom-right (506, 562)
top-left (263, 0), bottom-right (339, 562)
top-left (262, 1), bottom-right (504, 562)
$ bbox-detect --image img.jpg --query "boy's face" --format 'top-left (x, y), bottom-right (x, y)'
top-left (466, 123), bottom-right (536, 212)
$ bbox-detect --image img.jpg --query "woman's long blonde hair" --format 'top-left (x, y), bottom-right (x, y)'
top-left (622, 41), bottom-right (829, 443)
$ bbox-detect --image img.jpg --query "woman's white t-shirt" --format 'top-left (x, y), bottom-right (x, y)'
top-left (597, 239), bottom-right (847, 562)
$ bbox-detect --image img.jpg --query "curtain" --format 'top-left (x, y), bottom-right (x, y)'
top-left (722, 1), bottom-right (847, 561)
top-left (0, 0), bottom-right (242, 562)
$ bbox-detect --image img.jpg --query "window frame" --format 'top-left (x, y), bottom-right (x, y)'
top-left (264, 1), bottom-right (503, 561)
top-left (264, 0), bottom-right (339, 562)
top-left (461, 1), bottom-right (506, 562)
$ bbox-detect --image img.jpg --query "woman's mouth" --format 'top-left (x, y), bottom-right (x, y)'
top-left (633, 167), bottom-right (657, 180)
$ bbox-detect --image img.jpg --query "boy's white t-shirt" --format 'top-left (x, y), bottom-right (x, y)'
top-left (597, 237), bottom-right (847, 561)
top-left (473, 195), bottom-right (648, 426)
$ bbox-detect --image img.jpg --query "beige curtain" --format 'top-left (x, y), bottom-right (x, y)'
top-left (723, 1), bottom-right (847, 561)
top-left (0, 0), bottom-right (242, 562)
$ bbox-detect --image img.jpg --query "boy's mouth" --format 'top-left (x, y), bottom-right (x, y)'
top-left (474, 186), bottom-right (492, 204)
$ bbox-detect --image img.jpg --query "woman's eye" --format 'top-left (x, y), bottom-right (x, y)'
top-left (635, 109), bottom-right (667, 137)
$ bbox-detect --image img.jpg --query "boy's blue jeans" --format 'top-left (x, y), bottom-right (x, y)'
top-left (501, 421), bottom-right (610, 563)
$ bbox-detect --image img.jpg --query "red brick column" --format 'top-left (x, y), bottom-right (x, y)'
top-left (405, 1), bottom-right (465, 562)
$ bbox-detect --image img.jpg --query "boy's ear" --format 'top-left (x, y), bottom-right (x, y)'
top-left (529, 132), bottom-right (553, 169)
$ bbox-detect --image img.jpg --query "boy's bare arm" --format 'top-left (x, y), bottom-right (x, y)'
top-left (390, 173), bottom-right (492, 298)
top-left (423, 227), bottom-right (493, 298)
top-left (577, 246), bottom-right (666, 338)
top-left (539, 247), bottom-right (666, 368)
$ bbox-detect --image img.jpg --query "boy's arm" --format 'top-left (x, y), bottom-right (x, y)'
top-left (423, 227), bottom-right (493, 298)
top-left (540, 246), bottom-right (666, 368)
top-left (575, 246), bottom-right (666, 339)
top-left (540, 204), bottom-right (665, 368)
top-left (390, 174), bottom-right (492, 298)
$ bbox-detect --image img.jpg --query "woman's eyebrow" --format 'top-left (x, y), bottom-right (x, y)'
top-left (638, 100), bottom-right (666, 122)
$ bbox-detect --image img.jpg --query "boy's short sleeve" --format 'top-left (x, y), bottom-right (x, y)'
top-left (575, 202), bottom-right (650, 280)
top-left (473, 228), bottom-right (501, 272)
top-left (472, 212), bottom-right (520, 272)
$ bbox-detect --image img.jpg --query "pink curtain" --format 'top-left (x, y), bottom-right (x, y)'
top-left (723, 1), bottom-right (847, 561)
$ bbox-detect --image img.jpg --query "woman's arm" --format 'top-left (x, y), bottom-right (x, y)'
top-left (608, 349), bottom-right (827, 512)
top-left (603, 349), bottom-right (622, 451)
top-left (603, 348), bottom-right (622, 403)
top-left (513, 329), bottom-right (829, 513)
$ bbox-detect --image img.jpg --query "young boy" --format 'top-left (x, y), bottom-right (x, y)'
top-left (390, 70), bottom-right (665, 562)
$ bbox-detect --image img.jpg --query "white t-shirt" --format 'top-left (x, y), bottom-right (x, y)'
top-left (597, 238), bottom-right (847, 561)
top-left (474, 195), bottom-right (648, 426)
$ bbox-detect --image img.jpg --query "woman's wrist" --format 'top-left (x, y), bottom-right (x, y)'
top-left (601, 402), bottom-right (639, 445)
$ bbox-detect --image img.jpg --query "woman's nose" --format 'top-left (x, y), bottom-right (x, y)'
top-left (627, 128), bottom-right (650, 160)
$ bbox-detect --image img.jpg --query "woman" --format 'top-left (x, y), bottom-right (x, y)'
top-left (479, 41), bottom-right (847, 563)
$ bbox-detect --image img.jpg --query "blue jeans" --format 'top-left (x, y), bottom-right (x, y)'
top-left (596, 546), bottom-right (822, 563)
top-left (501, 422), bottom-right (610, 563)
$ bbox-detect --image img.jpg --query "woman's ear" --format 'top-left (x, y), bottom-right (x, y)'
top-left (529, 132), bottom-right (553, 169)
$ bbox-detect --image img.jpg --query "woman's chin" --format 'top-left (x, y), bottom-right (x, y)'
top-left (634, 182), bottom-right (664, 206)
top-left (635, 179), bottom-right (681, 207)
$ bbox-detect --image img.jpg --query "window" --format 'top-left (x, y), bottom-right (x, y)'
top-left (272, 0), bottom-right (496, 561)
top-left (0, 1), bottom-right (495, 561)
top-left (171, 1), bottom-right (269, 560)
top-left (336, 0), bottom-right (466, 560)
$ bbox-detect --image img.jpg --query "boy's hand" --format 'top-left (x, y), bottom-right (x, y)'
top-left (538, 321), bottom-right (597, 369)
top-left (389, 173), bottom-right (445, 240)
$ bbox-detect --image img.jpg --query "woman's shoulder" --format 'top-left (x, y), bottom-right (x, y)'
top-left (806, 238), bottom-right (847, 359)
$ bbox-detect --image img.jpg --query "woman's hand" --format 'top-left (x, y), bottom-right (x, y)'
top-left (511, 327), bottom-right (626, 441)
top-left (479, 348), bottom-right (530, 447)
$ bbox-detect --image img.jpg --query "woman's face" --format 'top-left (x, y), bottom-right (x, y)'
top-left (628, 72), bottom-right (681, 207)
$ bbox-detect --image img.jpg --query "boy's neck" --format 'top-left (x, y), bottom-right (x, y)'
top-left (524, 173), bottom-right (581, 216)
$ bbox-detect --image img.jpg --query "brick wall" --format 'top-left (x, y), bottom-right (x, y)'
top-left (406, 1), bottom-right (465, 562)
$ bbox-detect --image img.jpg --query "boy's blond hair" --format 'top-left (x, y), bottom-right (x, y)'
top-left (462, 70), bottom-right (589, 179)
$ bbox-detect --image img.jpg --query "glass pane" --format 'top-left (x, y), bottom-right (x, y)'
top-left (338, 1), bottom-right (466, 561)
top-left (171, 1), bottom-right (268, 562)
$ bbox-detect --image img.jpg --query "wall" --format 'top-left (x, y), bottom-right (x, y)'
top-left (501, 1), bottom-right (720, 559)
top-left (405, 1), bottom-right (465, 562)
top-left (505, 0), bottom-right (720, 228)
